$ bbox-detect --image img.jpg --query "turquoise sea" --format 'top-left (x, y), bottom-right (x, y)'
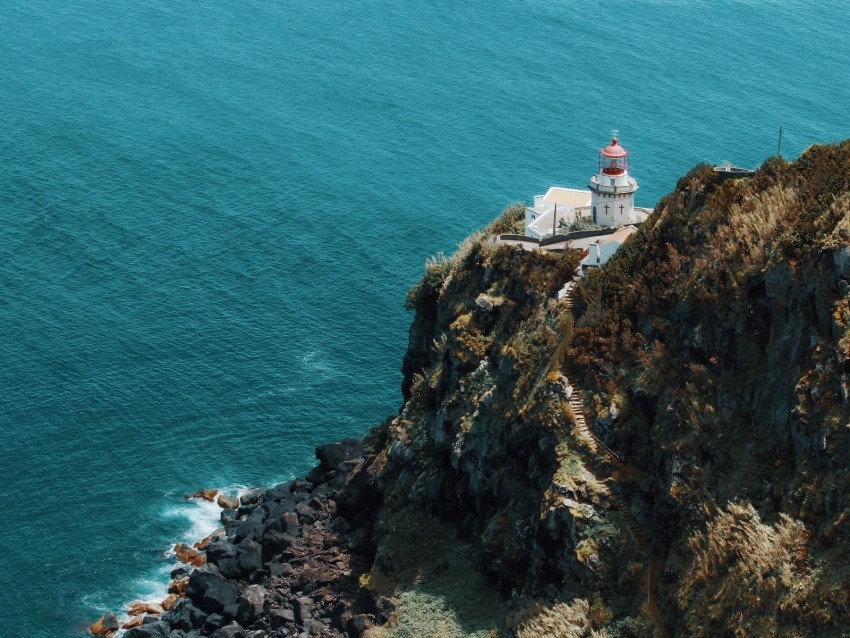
top-left (1, 0), bottom-right (848, 635)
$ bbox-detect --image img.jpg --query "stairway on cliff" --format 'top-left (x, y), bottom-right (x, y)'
top-left (560, 285), bottom-right (667, 637)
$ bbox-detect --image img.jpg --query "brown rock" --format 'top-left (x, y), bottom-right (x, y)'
top-left (161, 593), bottom-right (179, 611)
top-left (122, 616), bottom-right (145, 630)
top-left (174, 542), bottom-right (207, 567)
top-left (194, 528), bottom-right (223, 551)
top-left (127, 601), bottom-right (164, 616)
top-left (185, 488), bottom-right (218, 502)
top-left (168, 577), bottom-right (189, 596)
top-left (90, 611), bottom-right (119, 636)
top-left (217, 494), bottom-right (240, 510)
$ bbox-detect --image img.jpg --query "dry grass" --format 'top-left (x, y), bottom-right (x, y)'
top-left (363, 508), bottom-right (509, 638)
top-left (677, 501), bottom-right (811, 633)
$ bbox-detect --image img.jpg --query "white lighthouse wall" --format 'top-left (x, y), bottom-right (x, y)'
top-left (597, 170), bottom-right (631, 188)
top-left (591, 192), bottom-right (635, 227)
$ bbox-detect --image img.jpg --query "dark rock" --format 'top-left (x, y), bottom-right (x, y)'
top-left (210, 622), bottom-right (245, 638)
top-left (329, 517), bottom-right (350, 534)
top-left (305, 465), bottom-right (326, 485)
top-left (163, 599), bottom-right (207, 632)
top-left (294, 596), bottom-right (313, 625)
top-left (282, 511), bottom-right (300, 536)
top-left (236, 538), bottom-right (263, 574)
top-left (203, 613), bottom-right (226, 632)
top-left (263, 499), bottom-right (295, 520)
top-left (346, 614), bottom-right (374, 637)
top-left (317, 439), bottom-right (363, 470)
top-left (375, 596), bottom-right (395, 624)
top-left (240, 488), bottom-right (264, 506)
top-left (186, 564), bottom-right (239, 614)
top-left (236, 584), bottom-right (267, 625)
top-left (124, 620), bottom-right (170, 638)
top-left (262, 529), bottom-right (299, 559)
top-left (268, 607), bottom-right (296, 629)
top-left (220, 508), bottom-right (238, 524)
top-left (268, 561), bottom-right (295, 578)
top-left (207, 537), bottom-right (238, 565)
top-left (331, 601), bottom-right (352, 632)
top-left (263, 481), bottom-right (294, 502)
top-left (170, 566), bottom-right (192, 581)
top-left (291, 490), bottom-right (310, 504)
top-left (235, 518), bottom-right (264, 542)
top-left (295, 502), bottom-right (316, 523)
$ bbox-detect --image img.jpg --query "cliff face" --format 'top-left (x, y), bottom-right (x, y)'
top-left (118, 143), bottom-right (850, 638)
top-left (354, 142), bottom-right (850, 637)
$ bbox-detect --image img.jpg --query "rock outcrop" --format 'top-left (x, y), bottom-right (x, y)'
top-left (96, 142), bottom-right (850, 637)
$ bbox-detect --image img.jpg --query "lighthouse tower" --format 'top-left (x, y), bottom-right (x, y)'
top-left (588, 133), bottom-right (640, 226)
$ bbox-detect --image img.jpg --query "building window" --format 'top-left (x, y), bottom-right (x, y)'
top-left (610, 178), bottom-right (615, 186)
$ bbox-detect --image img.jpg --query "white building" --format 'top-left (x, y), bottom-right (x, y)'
top-left (578, 225), bottom-right (639, 275)
top-left (524, 135), bottom-right (651, 239)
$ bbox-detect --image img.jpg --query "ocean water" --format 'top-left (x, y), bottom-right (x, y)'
top-left (1, 0), bottom-right (848, 635)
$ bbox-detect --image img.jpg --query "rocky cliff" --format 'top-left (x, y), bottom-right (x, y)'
top-left (103, 140), bottom-right (850, 638)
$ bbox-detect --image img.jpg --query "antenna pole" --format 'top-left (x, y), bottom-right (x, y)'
top-left (553, 203), bottom-right (558, 236)
top-left (777, 126), bottom-right (783, 158)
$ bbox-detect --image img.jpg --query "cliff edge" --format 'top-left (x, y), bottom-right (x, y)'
top-left (107, 140), bottom-right (850, 638)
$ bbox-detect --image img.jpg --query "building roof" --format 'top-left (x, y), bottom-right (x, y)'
top-left (601, 138), bottom-right (628, 158)
top-left (542, 187), bottom-right (592, 208)
top-left (598, 225), bottom-right (638, 245)
top-left (570, 225), bottom-right (639, 251)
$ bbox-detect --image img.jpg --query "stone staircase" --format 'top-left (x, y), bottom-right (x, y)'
top-left (561, 283), bottom-right (666, 636)
top-left (566, 386), bottom-right (649, 553)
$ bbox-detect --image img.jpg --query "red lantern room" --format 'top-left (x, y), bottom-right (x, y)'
top-left (599, 137), bottom-right (629, 176)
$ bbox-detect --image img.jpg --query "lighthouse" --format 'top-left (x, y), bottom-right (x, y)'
top-left (588, 133), bottom-right (640, 226)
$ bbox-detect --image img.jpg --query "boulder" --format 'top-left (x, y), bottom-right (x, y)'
top-left (185, 489), bottom-right (218, 502)
top-left (186, 564), bottom-right (239, 613)
top-left (90, 611), bottom-right (119, 636)
top-left (317, 439), bottom-right (363, 470)
top-left (211, 622), bottom-right (246, 638)
top-left (122, 616), bottom-right (145, 630)
top-left (124, 619), bottom-right (170, 637)
top-left (206, 537), bottom-right (238, 565)
top-left (235, 538), bottom-right (263, 575)
top-left (162, 599), bottom-right (207, 632)
top-left (294, 596), bottom-right (313, 625)
top-left (475, 294), bottom-right (494, 311)
top-left (203, 613), bottom-right (226, 632)
top-left (282, 511), bottom-right (300, 536)
top-left (202, 579), bottom-right (239, 614)
top-left (236, 585), bottom-right (267, 625)
top-left (168, 577), bottom-right (188, 596)
top-left (346, 614), bottom-right (374, 637)
top-left (217, 494), bottom-right (240, 510)
top-left (234, 518), bottom-right (264, 543)
top-left (170, 566), bottom-right (191, 581)
top-left (263, 481), bottom-right (294, 502)
top-left (127, 601), bottom-right (164, 616)
top-left (195, 528), bottom-right (223, 551)
top-left (268, 607), bottom-right (296, 628)
top-left (160, 594), bottom-right (179, 612)
top-left (239, 488), bottom-right (264, 506)
top-left (174, 543), bottom-right (206, 567)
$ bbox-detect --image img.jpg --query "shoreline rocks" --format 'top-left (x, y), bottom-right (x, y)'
top-left (97, 438), bottom-right (380, 638)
